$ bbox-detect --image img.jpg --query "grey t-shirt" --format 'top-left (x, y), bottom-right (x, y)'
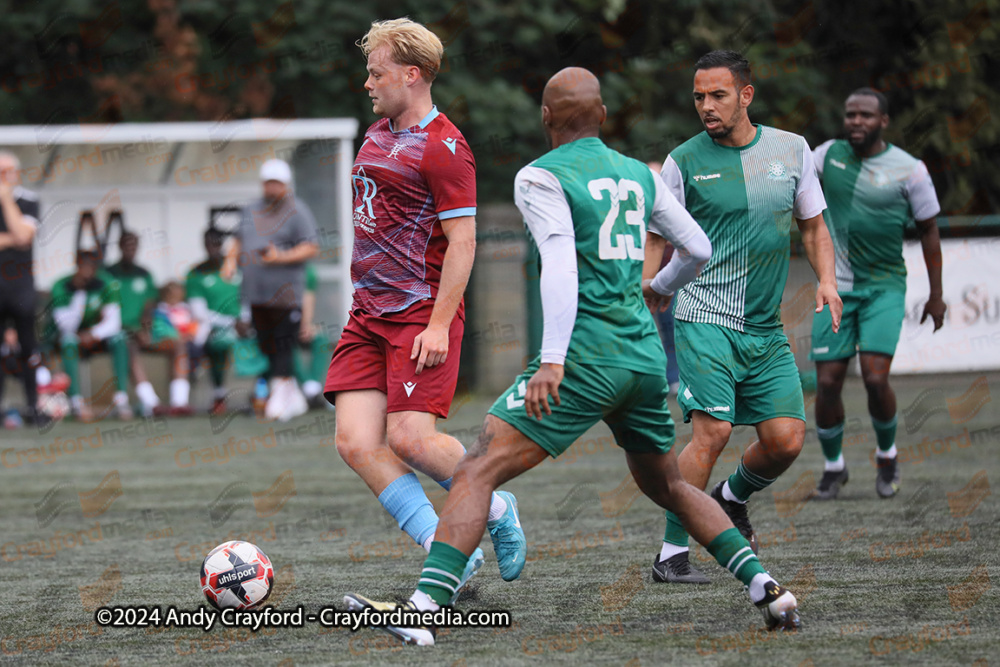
top-left (238, 195), bottom-right (318, 307)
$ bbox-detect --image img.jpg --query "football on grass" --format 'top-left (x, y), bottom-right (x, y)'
top-left (200, 540), bottom-right (274, 610)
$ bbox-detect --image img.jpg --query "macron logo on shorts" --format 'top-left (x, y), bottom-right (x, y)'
top-left (403, 381), bottom-right (417, 397)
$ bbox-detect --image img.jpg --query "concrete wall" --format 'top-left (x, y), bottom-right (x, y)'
top-left (467, 204), bottom-right (531, 395)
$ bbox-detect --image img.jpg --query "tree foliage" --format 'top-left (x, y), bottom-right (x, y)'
top-left (1, 0), bottom-right (996, 212)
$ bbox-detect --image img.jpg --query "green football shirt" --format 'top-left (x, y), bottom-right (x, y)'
top-left (106, 262), bottom-right (157, 330)
top-left (662, 125), bottom-right (826, 335)
top-left (814, 139), bottom-right (940, 293)
top-left (49, 273), bottom-right (122, 332)
top-left (186, 261), bottom-right (241, 318)
top-left (514, 137), bottom-right (706, 372)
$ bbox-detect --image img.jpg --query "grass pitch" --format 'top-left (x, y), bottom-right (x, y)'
top-left (1, 372), bottom-right (997, 665)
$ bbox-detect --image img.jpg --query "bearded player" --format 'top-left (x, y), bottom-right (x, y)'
top-left (810, 88), bottom-right (944, 500)
top-left (324, 18), bottom-right (525, 593)
top-left (650, 51), bottom-right (842, 584)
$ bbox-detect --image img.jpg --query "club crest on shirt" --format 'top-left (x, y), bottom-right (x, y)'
top-left (386, 142), bottom-right (405, 160)
top-left (766, 160), bottom-right (789, 180)
top-left (869, 169), bottom-right (889, 187)
top-left (132, 278), bottom-right (146, 293)
top-left (352, 167), bottom-right (378, 233)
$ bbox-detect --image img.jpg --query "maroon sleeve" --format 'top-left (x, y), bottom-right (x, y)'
top-left (421, 127), bottom-right (477, 219)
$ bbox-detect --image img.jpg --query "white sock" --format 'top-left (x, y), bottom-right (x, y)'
top-left (302, 379), bottom-right (322, 399)
top-left (722, 480), bottom-right (746, 504)
top-left (36, 366), bottom-right (52, 386)
top-left (876, 444), bottom-right (897, 459)
top-left (170, 379), bottom-right (190, 407)
top-left (824, 455), bottom-right (846, 472)
top-left (659, 541), bottom-right (688, 561)
top-left (409, 590), bottom-right (439, 612)
top-left (113, 391), bottom-right (129, 407)
top-left (487, 492), bottom-right (506, 521)
top-left (748, 573), bottom-right (774, 604)
top-left (213, 387), bottom-right (227, 400)
top-left (136, 381), bottom-right (159, 408)
top-left (71, 395), bottom-right (84, 410)
top-left (422, 534), bottom-right (434, 552)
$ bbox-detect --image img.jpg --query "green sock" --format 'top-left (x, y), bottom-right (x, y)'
top-left (663, 510), bottom-right (689, 547)
top-left (872, 415), bottom-right (897, 453)
top-left (292, 347), bottom-right (307, 385)
top-left (417, 541), bottom-right (470, 606)
top-left (62, 339), bottom-right (80, 397)
top-left (707, 527), bottom-right (767, 587)
top-left (727, 458), bottom-right (776, 502)
top-left (207, 342), bottom-right (227, 387)
top-left (310, 334), bottom-right (331, 382)
top-left (109, 334), bottom-right (130, 392)
top-left (817, 421), bottom-right (845, 462)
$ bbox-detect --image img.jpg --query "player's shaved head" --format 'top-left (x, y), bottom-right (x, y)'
top-left (541, 67), bottom-right (606, 147)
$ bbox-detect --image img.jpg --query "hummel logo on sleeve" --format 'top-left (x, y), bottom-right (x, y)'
top-left (830, 159), bottom-right (847, 170)
top-left (692, 173), bottom-right (721, 182)
top-left (442, 137), bottom-right (457, 155)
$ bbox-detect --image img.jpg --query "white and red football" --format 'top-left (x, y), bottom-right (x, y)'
top-left (200, 540), bottom-right (274, 610)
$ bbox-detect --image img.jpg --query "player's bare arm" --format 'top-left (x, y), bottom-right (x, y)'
top-left (642, 232), bottom-right (671, 312)
top-left (915, 215), bottom-right (946, 331)
top-left (797, 212), bottom-right (842, 332)
top-left (411, 215), bottom-right (475, 374)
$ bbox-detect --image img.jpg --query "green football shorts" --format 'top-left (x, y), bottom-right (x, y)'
top-left (811, 289), bottom-right (906, 361)
top-left (674, 320), bottom-right (805, 425)
top-left (488, 357), bottom-right (675, 457)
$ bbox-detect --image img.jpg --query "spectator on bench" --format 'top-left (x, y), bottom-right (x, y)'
top-left (107, 230), bottom-right (192, 416)
top-left (187, 229), bottom-right (247, 415)
top-left (44, 249), bottom-right (131, 421)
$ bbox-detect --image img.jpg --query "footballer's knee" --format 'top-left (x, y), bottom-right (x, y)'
top-left (689, 415), bottom-right (733, 455)
top-left (771, 421), bottom-right (805, 461)
top-left (862, 373), bottom-right (891, 399)
top-left (385, 412), bottom-right (435, 462)
top-left (334, 413), bottom-right (384, 470)
top-left (334, 431), bottom-right (373, 470)
top-left (816, 372), bottom-right (843, 401)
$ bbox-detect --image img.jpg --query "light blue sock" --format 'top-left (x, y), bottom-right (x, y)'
top-left (377, 473), bottom-right (438, 547)
top-left (438, 477), bottom-right (452, 491)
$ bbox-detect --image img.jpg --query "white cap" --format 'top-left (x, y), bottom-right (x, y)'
top-left (260, 159), bottom-right (292, 184)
